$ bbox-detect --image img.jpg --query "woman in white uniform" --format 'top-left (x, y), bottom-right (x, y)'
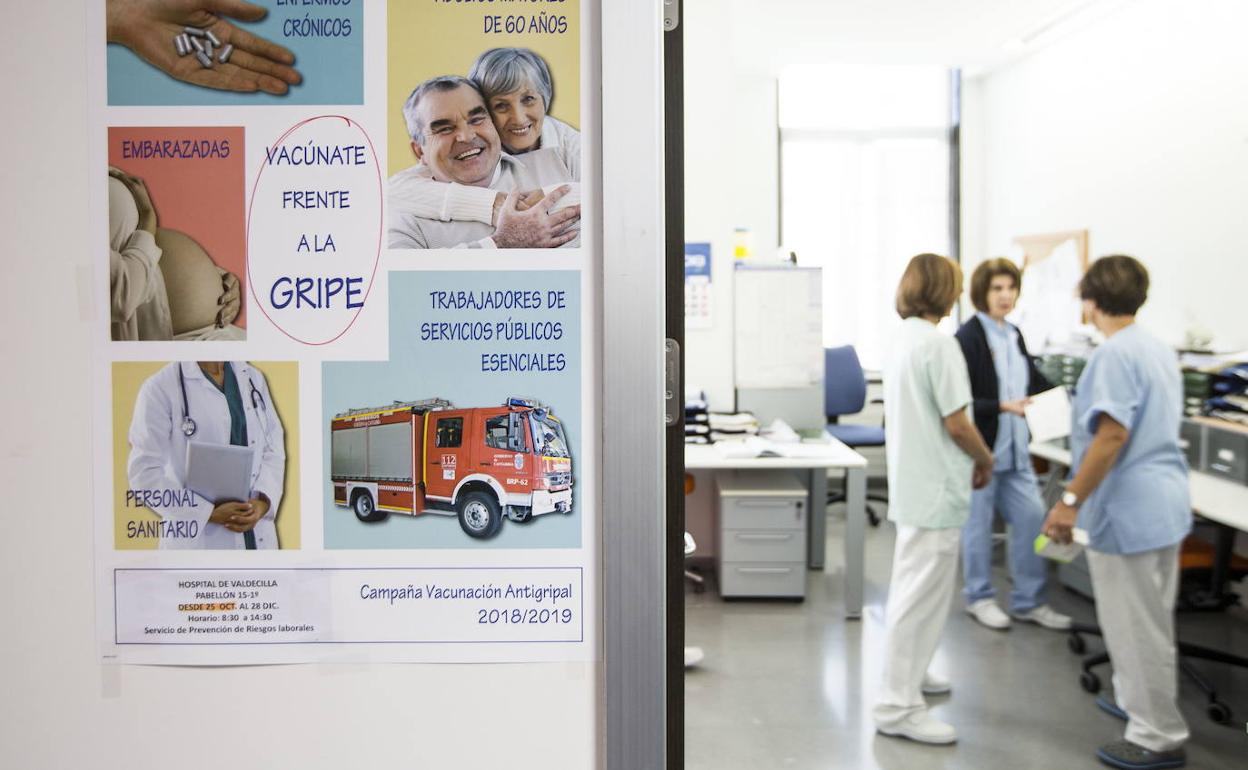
top-left (128, 361), bottom-right (286, 549)
top-left (390, 47), bottom-right (581, 229)
top-left (873, 254), bottom-right (994, 745)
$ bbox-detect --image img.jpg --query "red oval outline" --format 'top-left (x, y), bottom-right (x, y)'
top-left (246, 115), bottom-right (383, 346)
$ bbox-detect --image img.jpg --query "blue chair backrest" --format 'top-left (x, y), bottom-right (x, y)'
top-left (825, 346), bottom-right (867, 419)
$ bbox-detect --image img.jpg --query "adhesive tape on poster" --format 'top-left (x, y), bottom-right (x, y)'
top-left (100, 663), bottom-right (122, 699)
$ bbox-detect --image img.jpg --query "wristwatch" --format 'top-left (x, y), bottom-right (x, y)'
top-left (1061, 490), bottom-right (1081, 508)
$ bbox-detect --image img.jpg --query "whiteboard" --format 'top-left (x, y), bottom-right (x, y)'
top-left (733, 265), bottom-right (823, 389)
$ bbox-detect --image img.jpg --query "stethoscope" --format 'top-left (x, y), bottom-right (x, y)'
top-left (178, 363), bottom-right (267, 439)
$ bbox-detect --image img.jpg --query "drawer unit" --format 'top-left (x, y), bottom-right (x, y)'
top-left (721, 496), bottom-right (805, 531)
top-left (1179, 419), bottom-right (1204, 470)
top-left (716, 471), bottom-right (808, 599)
top-left (721, 529), bottom-right (805, 563)
top-left (1205, 425), bottom-right (1248, 484)
top-left (719, 562), bottom-right (807, 598)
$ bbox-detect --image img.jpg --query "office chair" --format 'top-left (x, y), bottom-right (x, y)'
top-left (1068, 621), bottom-right (1246, 726)
top-left (1067, 535), bottom-right (1248, 726)
top-left (824, 345), bottom-right (886, 527)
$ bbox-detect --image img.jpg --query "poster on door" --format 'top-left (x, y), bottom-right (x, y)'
top-left (89, 0), bottom-right (596, 665)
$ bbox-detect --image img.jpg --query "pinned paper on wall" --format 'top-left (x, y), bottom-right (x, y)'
top-left (1009, 232), bottom-right (1088, 354)
top-left (685, 242), bottom-right (713, 329)
top-left (733, 265), bottom-right (823, 389)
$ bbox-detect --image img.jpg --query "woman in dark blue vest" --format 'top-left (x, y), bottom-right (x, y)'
top-left (955, 258), bottom-right (1071, 632)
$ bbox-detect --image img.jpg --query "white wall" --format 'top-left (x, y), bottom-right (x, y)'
top-left (683, 0), bottom-right (780, 410)
top-left (963, 0), bottom-right (1248, 350)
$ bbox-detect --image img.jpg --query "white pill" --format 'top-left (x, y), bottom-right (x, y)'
top-left (190, 36), bottom-right (204, 53)
top-left (184, 27), bottom-right (208, 37)
top-left (195, 50), bottom-right (213, 68)
top-left (204, 42), bottom-right (214, 59)
top-left (205, 30), bottom-right (222, 48)
top-left (218, 44), bottom-right (234, 65)
top-left (173, 35), bottom-right (187, 56)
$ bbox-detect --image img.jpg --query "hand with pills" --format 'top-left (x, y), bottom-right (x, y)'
top-left (106, 0), bottom-right (301, 95)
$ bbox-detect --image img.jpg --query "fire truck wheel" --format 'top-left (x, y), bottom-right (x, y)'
top-left (353, 491), bottom-right (386, 523)
top-left (458, 491), bottom-right (503, 539)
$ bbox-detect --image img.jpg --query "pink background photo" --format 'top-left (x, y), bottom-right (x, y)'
top-left (108, 126), bottom-right (247, 328)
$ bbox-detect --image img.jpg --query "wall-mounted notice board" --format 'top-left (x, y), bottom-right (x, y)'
top-left (733, 264), bottom-right (823, 390)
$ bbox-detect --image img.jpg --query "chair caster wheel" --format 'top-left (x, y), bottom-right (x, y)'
top-left (1080, 671), bottom-right (1101, 693)
top-left (1067, 634), bottom-right (1087, 655)
top-left (1206, 701), bottom-right (1232, 725)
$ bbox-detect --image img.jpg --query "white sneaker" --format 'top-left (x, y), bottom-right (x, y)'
top-left (966, 599), bottom-right (1011, 630)
top-left (1012, 604), bottom-right (1073, 631)
top-left (921, 672), bottom-right (952, 695)
top-left (876, 713), bottom-right (958, 745)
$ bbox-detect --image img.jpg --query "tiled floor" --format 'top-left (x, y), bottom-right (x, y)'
top-left (685, 504), bottom-right (1248, 769)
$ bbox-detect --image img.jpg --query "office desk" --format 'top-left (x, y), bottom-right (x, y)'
top-left (1031, 440), bottom-right (1248, 602)
top-left (1030, 441), bottom-right (1248, 531)
top-left (686, 440), bottom-right (869, 618)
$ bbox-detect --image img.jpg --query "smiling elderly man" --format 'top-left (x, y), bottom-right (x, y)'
top-left (388, 75), bottom-right (580, 249)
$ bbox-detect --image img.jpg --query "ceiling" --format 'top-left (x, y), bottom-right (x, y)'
top-left (715, 0), bottom-right (1127, 77)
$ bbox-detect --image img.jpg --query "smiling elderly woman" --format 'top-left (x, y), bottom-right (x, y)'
top-left (468, 47), bottom-right (581, 180)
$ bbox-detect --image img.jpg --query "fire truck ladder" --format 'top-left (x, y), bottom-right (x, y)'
top-left (334, 398), bottom-right (453, 419)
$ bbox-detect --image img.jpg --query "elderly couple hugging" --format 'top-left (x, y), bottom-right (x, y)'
top-left (388, 48), bottom-right (582, 250)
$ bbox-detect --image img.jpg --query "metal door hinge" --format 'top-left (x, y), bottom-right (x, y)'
top-left (664, 338), bottom-right (681, 426)
top-left (663, 0), bottom-right (679, 31)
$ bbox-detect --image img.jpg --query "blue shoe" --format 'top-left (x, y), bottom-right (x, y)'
top-left (1096, 740), bottom-right (1185, 769)
top-left (1095, 694), bottom-right (1128, 721)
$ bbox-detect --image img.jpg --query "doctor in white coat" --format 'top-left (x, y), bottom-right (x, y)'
top-left (128, 361), bottom-right (286, 549)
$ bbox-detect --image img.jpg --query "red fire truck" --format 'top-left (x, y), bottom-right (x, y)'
top-left (330, 397), bottom-right (573, 539)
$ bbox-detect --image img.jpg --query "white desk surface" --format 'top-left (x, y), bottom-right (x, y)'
top-left (686, 438), bottom-right (868, 470)
top-left (1029, 441), bottom-right (1248, 532)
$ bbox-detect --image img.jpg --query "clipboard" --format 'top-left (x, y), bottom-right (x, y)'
top-left (185, 441), bottom-right (254, 504)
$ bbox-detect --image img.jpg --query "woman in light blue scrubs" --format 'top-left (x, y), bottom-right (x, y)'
top-left (1043, 255), bottom-right (1191, 770)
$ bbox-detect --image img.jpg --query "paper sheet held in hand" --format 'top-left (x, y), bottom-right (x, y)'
top-left (1024, 386), bottom-right (1072, 444)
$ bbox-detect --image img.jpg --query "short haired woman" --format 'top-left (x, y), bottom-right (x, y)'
top-left (469, 47), bottom-right (581, 178)
top-left (1042, 255), bottom-right (1191, 770)
top-left (955, 258), bottom-right (1071, 632)
top-left (873, 254), bottom-right (994, 745)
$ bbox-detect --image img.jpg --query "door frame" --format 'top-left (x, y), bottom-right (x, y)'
top-left (602, 1), bottom-right (669, 769)
top-left (662, 2), bottom-right (687, 767)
